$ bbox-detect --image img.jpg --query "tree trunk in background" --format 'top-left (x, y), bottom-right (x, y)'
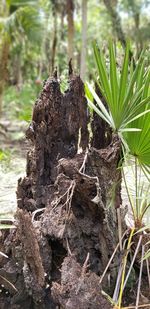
top-left (103, 0), bottom-right (126, 48)
top-left (13, 52), bottom-right (23, 90)
top-left (127, 0), bottom-right (143, 57)
top-left (0, 2), bottom-right (9, 116)
top-left (134, 12), bottom-right (142, 57)
top-left (80, 0), bottom-right (88, 81)
top-left (135, 15), bottom-right (141, 50)
top-left (66, 0), bottom-right (74, 61)
top-left (103, 0), bottom-right (135, 65)
top-left (0, 38), bottom-right (9, 116)
top-left (50, 9), bottom-right (57, 74)
top-left (60, 7), bottom-right (65, 40)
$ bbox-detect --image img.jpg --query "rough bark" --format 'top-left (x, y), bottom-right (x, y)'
top-left (91, 82), bottom-right (112, 149)
top-left (0, 71), bottom-right (121, 308)
top-left (51, 256), bottom-right (111, 309)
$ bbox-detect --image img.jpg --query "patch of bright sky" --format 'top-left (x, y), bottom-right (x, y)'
top-left (119, 2), bottom-right (150, 18)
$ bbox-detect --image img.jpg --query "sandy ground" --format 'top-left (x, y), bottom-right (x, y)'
top-left (0, 119), bottom-right (27, 218)
top-left (0, 156), bottom-right (26, 218)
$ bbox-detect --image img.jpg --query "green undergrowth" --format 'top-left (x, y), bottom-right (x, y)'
top-left (0, 149), bottom-right (12, 169)
top-left (3, 82), bottom-right (41, 122)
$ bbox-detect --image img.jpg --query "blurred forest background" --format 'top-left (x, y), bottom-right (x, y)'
top-left (0, 0), bottom-right (150, 213)
top-left (0, 0), bottom-right (150, 125)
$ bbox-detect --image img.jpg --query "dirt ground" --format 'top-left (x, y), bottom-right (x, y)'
top-left (0, 119), bottom-right (27, 217)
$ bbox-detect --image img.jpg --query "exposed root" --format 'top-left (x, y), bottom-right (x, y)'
top-left (51, 180), bottom-right (76, 214)
top-left (79, 148), bottom-right (88, 173)
top-left (76, 252), bottom-right (90, 294)
top-left (65, 237), bottom-right (72, 256)
top-left (0, 275), bottom-right (18, 293)
top-left (32, 207), bottom-right (45, 222)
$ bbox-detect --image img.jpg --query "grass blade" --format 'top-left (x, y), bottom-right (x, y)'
top-left (86, 82), bottom-right (112, 123)
top-left (109, 42), bottom-right (118, 111)
top-left (93, 42), bottom-right (112, 104)
top-left (118, 41), bottom-right (130, 108)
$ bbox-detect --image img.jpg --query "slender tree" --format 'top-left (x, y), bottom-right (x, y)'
top-left (66, 0), bottom-right (74, 61)
top-left (103, 0), bottom-right (135, 65)
top-left (0, 0), bottom-right (43, 115)
top-left (0, 1), bottom-right (9, 115)
top-left (103, 0), bottom-right (126, 48)
top-left (50, 3), bottom-right (58, 73)
top-left (120, 0), bottom-right (144, 55)
top-left (80, 0), bottom-right (88, 81)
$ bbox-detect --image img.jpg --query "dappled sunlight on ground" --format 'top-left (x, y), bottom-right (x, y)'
top-left (0, 155), bottom-right (26, 217)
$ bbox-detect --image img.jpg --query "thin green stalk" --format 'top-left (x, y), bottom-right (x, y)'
top-left (117, 228), bottom-right (135, 309)
top-left (140, 203), bottom-right (150, 221)
top-left (123, 235), bottom-right (142, 290)
top-left (135, 157), bottom-right (138, 222)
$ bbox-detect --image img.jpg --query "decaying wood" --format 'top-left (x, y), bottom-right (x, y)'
top-left (0, 72), bottom-right (121, 308)
top-left (91, 82), bottom-right (112, 149)
top-left (16, 210), bottom-right (45, 300)
top-left (51, 256), bottom-right (111, 309)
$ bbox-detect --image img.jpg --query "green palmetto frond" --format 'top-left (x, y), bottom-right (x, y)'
top-left (0, 4), bottom-right (44, 43)
top-left (85, 41), bottom-right (150, 168)
top-left (86, 41), bottom-right (150, 132)
top-left (6, 0), bottom-right (39, 5)
top-left (123, 70), bottom-right (150, 167)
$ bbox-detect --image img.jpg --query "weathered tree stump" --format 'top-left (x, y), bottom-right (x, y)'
top-left (0, 71), bottom-right (122, 308)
